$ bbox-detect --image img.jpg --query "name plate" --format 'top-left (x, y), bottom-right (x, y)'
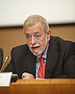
top-left (0, 72), bottom-right (12, 87)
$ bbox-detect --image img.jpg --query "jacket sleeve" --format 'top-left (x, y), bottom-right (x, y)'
top-left (58, 42), bottom-right (75, 78)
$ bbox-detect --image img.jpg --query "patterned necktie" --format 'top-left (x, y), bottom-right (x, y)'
top-left (38, 57), bottom-right (45, 78)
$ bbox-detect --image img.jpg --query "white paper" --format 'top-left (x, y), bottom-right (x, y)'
top-left (0, 72), bottom-right (12, 87)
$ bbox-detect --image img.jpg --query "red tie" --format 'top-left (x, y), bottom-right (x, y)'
top-left (38, 57), bottom-right (45, 78)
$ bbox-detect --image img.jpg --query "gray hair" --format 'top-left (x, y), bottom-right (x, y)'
top-left (23, 15), bottom-right (50, 33)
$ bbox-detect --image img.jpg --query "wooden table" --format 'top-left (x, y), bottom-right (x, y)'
top-left (0, 79), bottom-right (75, 94)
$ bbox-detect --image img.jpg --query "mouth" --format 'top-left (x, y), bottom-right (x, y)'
top-left (31, 46), bottom-right (40, 50)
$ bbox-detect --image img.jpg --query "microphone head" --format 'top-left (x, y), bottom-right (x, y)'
top-left (4, 56), bottom-right (9, 63)
top-left (6, 56), bottom-right (9, 60)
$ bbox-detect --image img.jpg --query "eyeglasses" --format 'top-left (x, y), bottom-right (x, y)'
top-left (26, 34), bottom-right (41, 41)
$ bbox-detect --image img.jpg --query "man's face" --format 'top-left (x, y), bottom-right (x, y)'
top-left (24, 23), bottom-right (51, 56)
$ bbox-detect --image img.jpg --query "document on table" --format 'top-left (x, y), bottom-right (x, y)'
top-left (0, 72), bottom-right (12, 87)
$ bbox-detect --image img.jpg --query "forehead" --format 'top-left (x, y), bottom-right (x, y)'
top-left (24, 23), bottom-right (44, 34)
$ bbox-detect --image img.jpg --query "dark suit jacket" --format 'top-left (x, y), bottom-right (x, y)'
top-left (4, 36), bottom-right (75, 78)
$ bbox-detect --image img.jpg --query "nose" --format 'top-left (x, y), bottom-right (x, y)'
top-left (31, 36), bottom-right (36, 45)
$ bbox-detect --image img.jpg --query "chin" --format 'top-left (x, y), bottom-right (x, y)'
top-left (32, 51), bottom-right (43, 56)
top-left (32, 52), bottom-right (40, 56)
top-left (30, 48), bottom-right (45, 56)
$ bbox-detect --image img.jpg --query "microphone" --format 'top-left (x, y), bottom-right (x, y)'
top-left (0, 56), bottom-right (9, 72)
top-left (0, 56), bottom-right (18, 82)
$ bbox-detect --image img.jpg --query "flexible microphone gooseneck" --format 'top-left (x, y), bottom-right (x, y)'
top-left (0, 56), bottom-right (9, 72)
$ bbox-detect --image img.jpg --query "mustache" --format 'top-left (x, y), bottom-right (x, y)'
top-left (30, 44), bottom-right (40, 47)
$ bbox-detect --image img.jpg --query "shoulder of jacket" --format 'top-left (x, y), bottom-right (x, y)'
top-left (11, 44), bottom-right (28, 53)
top-left (51, 36), bottom-right (74, 51)
top-left (52, 36), bottom-right (72, 45)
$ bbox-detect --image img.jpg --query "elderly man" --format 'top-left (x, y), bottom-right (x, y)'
top-left (4, 15), bottom-right (75, 79)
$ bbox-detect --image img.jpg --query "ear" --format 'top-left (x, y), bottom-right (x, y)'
top-left (47, 30), bottom-right (51, 41)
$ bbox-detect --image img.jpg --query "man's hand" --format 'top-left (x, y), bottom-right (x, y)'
top-left (22, 72), bottom-right (35, 79)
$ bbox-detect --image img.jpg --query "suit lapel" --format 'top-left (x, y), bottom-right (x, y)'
top-left (45, 36), bottom-right (59, 78)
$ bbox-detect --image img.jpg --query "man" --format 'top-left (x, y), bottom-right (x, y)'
top-left (4, 15), bottom-right (75, 79)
